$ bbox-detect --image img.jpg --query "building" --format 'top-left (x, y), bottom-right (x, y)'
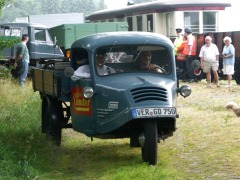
top-left (15, 13), bottom-right (85, 28)
top-left (86, 0), bottom-right (231, 37)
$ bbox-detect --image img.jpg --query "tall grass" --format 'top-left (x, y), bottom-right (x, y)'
top-left (0, 73), bottom-right (43, 179)
top-left (1, 68), bottom-right (240, 179)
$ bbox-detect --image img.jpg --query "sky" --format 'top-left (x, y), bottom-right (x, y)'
top-left (105, 0), bottom-right (128, 9)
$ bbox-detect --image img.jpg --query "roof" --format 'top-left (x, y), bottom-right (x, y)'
top-left (27, 13), bottom-right (85, 28)
top-left (0, 22), bottom-right (47, 29)
top-left (71, 31), bottom-right (173, 51)
top-left (86, 0), bottom-right (231, 21)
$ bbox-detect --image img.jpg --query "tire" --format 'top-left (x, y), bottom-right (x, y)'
top-left (42, 61), bottom-right (55, 70)
top-left (42, 95), bottom-right (63, 146)
top-left (141, 120), bottom-right (158, 165)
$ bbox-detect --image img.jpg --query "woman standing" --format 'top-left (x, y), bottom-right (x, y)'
top-left (222, 36), bottom-right (235, 87)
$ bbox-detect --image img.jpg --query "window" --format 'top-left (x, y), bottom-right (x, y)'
top-left (184, 11), bottom-right (217, 33)
top-left (137, 16), bottom-right (142, 31)
top-left (127, 17), bottom-right (133, 31)
top-left (3, 28), bottom-right (21, 37)
top-left (203, 12), bottom-right (216, 32)
top-left (34, 29), bottom-right (46, 42)
top-left (94, 45), bottom-right (171, 76)
top-left (34, 28), bottom-right (52, 43)
top-left (184, 12), bottom-right (199, 33)
top-left (147, 14), bottom-right (153, 32)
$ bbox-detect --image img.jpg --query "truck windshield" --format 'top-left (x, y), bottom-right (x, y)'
top-left (95, 45), bottom-right (172, 76)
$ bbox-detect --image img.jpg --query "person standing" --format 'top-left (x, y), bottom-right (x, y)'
top-left (174, 28), bottom-right (183, 57)
top-left (199, 36), bottom-right (220, 88)
top-left (15, 34), bottom-right (29, 87)
top-left (174, 28), bottom-right (183, 69)
top-left (222, 36), bottom-right (235, 88)
top-left (183, 28), bottom-right (197, 83)
top-left (176, 35), bottom-right (188, 81)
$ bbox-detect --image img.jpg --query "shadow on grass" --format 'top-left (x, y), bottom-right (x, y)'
top-left (39, 139), bottom-right (143, 176)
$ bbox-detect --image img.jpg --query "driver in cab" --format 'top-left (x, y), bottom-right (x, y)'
top-left (96, 51), bottom-right (116, 75)
top-left (139, 51), bottom-right (164, 73)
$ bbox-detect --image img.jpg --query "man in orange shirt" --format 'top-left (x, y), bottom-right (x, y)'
top-left (183, 28), bottom-right (198, 83)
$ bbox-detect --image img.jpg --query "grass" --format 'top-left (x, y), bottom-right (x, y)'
top-left (1, 71), bottom-right (240, 179)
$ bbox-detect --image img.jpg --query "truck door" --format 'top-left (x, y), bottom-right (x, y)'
top-left (30, 28), bottom-right (63, 67)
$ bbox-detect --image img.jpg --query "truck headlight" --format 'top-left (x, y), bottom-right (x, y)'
top-left (178, 85), bottom-right (191, 98)
top-left (83, 87), bottom-right (94, 98)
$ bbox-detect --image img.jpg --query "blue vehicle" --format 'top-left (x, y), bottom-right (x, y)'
top-left (0, 23), bottom-right (64, 69)
top-left (32, 32), bottom-right (191, 165)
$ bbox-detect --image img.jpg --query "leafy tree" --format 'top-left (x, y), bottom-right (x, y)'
top-left (0, 0), bottom-right (13, 16)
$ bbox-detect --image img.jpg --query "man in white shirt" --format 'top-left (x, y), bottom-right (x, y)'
top-left (96, 52), bottom-right (116, 75)
top-left (199, 36), bottom-right (220, 87)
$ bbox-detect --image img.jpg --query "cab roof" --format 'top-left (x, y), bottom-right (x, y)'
top-left (71, 32), bottom-right (174, 52)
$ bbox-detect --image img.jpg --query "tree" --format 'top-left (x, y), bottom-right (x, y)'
top-left (0, 0), bottom-right (13, 16)
top-left (0, 0), bottom-right (104, 23)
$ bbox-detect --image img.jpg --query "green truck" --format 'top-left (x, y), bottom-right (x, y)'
top-left (48, 22), bottom-right (129, 59)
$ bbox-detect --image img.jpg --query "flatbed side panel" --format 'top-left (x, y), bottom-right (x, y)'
top-left (32, 68), bottom-right (57, 96)
top-left (33, 68), bottom-right (43, 92)
top-left (43, 71), bottom-right (57, 96)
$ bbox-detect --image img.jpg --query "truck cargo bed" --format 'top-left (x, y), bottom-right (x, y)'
top-left (32, 63), bottom-right (72, 101)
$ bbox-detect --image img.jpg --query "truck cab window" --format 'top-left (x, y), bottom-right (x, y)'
top-left (35, 29), bottom-right (46, 42)
top-left (34, 29), bottom-right (53, 43)
top-left (71, 48), bottom-right (89, 70)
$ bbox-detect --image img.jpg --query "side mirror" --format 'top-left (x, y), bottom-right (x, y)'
top-left (64, 67), bottom-right (74, 78)
top-left (54, 36), bottom-right (57, 45)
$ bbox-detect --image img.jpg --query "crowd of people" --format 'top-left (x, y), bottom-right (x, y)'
top-left (174, 28), bottom-right (235, 88)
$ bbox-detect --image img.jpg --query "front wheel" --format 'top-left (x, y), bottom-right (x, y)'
top-left (141, 120), bottom-right (158, 165)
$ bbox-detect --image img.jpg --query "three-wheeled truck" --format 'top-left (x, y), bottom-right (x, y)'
top-left (32, 32), bottom-right (191, 165)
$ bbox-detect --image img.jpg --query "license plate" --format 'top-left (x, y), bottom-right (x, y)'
top-left (132, 107), bottom-right (176, 118)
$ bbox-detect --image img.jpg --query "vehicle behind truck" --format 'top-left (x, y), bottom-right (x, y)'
top-left (48, 22), bottom-right (128, 59)
top-left (0, 23), bottom-right (64, 69)
top-left (32, 31), bottom-right (191, 165)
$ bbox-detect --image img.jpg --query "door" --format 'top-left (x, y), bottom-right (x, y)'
top-left (30, 27), bottom-right (63, 67)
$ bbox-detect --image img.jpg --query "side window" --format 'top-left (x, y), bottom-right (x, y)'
top-left (71, 48), bottom-right (89, 70)
top-left (11, 29), bottom-right (21, 36)
top-left (34, 29), bottom-right (46, 42)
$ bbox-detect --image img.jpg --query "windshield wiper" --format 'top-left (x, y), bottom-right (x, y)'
top-left (133, 40), bottom-right (148, 62)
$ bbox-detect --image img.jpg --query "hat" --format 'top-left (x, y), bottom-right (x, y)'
top-left (191, 60), bottom-right (200, 70)
top-left (184, 28), bottom-right (192, 34)
top-left (176, 28), bottom-right (182, 33)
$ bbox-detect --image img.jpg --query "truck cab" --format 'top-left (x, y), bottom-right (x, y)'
top-left (0, 23), bottom-right (64, 68)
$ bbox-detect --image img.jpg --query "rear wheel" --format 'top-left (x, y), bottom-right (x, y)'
top-left (42, 95), bottom-right (63, 146)
top-left (141, 120), bottom-right (158, 165)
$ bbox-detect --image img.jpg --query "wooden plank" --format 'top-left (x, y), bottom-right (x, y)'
top-left (33, 69), bottom-right (43, 91)
top-left (42, 71), bottom-right (57, 95)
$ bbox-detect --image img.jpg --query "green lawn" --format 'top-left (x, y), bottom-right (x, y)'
top-left (0, 77), bottom-right (240, 179)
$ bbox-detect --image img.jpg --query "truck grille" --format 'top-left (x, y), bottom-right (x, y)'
top-left (130, 87), bottom-right (168, 103)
